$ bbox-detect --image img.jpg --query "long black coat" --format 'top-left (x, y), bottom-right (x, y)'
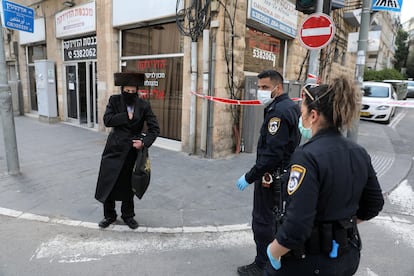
top-left (95, 94), bottom-right (160, 203)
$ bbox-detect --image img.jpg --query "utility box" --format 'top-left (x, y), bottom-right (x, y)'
top-left (283, 80), bottom-right (304, 100)
top-left (34, 60), bottom-right (58, 122)
top-left (242, 76), bottom-right (263, 153)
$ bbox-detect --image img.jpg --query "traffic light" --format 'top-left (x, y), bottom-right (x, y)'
top-left (296, 0), bottom-right (316, 15)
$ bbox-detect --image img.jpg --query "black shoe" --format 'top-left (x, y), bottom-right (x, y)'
top-left (98, 217), bottom-right (116, 228)
top-left (123, 218), bottom-right (139, 229)
top-left (237, 262), bottom-right (263, 276)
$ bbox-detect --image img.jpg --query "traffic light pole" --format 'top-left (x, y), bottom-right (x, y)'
top-left (0, 16), bottom-right (20, 175)
top-left (306, 0), bottom-right (324, 85)
top-left (348, 0), bottom-right (371, 142)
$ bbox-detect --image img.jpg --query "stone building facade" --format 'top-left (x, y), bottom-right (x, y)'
top-left (5, 0), bottom-right (359, 158)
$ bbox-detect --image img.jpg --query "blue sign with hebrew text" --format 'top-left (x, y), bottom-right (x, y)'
top-left (2, 0), bottom-right (34, 33)
top-left (372, 0), bottom-right (403, 12)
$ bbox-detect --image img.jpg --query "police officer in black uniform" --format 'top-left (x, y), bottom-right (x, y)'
top-left (236, 70), bottom-right (301, 276)
top-left (265, 77), bottom-right (385, 275)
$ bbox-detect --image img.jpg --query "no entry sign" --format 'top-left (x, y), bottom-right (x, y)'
top-left (299, 13), bottom-right (336, 50)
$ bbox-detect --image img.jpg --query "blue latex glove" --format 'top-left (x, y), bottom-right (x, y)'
top-left (267, 244), bottom-right (281, 270)
top-left (236, 174), bottom-right (249, 191)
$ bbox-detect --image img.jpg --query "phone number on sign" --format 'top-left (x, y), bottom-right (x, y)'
top-left (67, 48), bottom-right (97, 59)
top-left (252, 48), bottom-right (276, 62)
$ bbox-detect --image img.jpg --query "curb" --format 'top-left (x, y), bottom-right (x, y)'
top-left (0, 207), bottom-right (251, 234)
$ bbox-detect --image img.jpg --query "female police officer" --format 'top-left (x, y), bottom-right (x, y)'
top-left (265, 77), bottom-right (384, 275)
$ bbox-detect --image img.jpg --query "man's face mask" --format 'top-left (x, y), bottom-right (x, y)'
top-left (122, 91), bottom-right (137, 105)
top-left (257, 86), bottom-right (277, 106)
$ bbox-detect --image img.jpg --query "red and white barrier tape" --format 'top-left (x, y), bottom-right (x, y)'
top-left (307, 73), bottom-right (321, 84)
top-left (191, 91), bottom-right (300, 106)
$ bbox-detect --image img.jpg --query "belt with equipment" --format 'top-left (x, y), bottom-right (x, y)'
top-left (285, 216), bottom-right (361, 260)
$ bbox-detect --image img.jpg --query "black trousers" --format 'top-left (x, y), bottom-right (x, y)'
top-left (262, 245), bottom-right (361, 276)
top-left (252, 219), bottom-right (274, 269)
top-left (103, 198), bottom-right (135, 220)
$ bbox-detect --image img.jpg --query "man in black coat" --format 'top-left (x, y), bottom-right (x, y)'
top-left (95, 72), bottom-right (160, 229)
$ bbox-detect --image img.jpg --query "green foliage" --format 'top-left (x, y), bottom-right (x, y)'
top-left (364, 68), bottom-right (405, 81)
top-left (394, 28), bottom-right (409, 71)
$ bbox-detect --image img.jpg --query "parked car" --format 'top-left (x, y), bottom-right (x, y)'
top-left (360, 82), bottom-right (397, 124)
top-left (383, 80), bottom-right (408, 100)
top-left (403, 80), bottom-right (414, 98)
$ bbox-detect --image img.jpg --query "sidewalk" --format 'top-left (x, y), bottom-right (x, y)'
top-left (0, 116), bottom-right (411, 231)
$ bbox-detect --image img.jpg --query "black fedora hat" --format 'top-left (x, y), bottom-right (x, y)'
top-left (114, 72), bottom-right (144, 87)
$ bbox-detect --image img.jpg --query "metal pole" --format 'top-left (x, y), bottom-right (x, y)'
top-left (0, 16), bottom-right (20, 175)
top-left (200, 29), bottom-right (209, 153)
top-left (189, 41), bottom-right (197, 155)
top-left (305, 0), bottom-right (324, 84)
top-left (349, 0), bottom-right (371, 142)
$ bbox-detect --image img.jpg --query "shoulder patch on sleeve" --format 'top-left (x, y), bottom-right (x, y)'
top-left (268, 117), bottom-right (281, 135)
top-left (287, 164), bottom-right (306, 195)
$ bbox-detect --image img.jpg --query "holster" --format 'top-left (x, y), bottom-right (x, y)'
top-left (291, 216), bottom-right (360, 259)
top-left (271, 169), bottom-right (284, 236)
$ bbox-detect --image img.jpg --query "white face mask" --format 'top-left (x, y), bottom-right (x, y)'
top-left (257, 89), bottom-right (274, 106)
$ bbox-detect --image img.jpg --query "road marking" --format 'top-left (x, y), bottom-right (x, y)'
top-left (388, 179), bottom-right (414, 216)
top-left (358, 267), bottom-right (379, 276)
top-left (389, 109), bottom-right (407, 129)
top-left (370, 153), bottom-right (394, 178)
top-left (31, 230), bottom-right (254, 263)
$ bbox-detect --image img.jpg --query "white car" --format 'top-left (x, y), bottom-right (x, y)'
top-left (360, 82), bottom-right (397, 124)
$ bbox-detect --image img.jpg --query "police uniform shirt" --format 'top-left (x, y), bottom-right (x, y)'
top-left (275, 128), bottom-right (384, 250)
top-left (245, 93), bottom-right (300, 225)
top-left (245, 93), bottom-right (301, 183)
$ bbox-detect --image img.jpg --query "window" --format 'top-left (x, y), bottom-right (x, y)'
top-left (244, 27), bottom-right (282, 73)
top-left (28, 45), bottom-right (46, 63)
top-left (122, 23), bottom-right (183, 56)
top-left (121, 23), bottom-right (184, 141)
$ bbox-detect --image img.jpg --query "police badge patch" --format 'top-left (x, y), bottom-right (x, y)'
top-left (287, 164), bottom-right (306, 195)
top-left (268, 117), bottom-right (281, 135)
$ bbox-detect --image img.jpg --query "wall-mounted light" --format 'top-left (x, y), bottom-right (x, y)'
top-left (63, 1), bottom-right (75, 7)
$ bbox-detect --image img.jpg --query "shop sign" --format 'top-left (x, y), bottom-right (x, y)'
top-left (136, 59), bottom-right (167, 100)
top-left (55, 2), bottom-right (95, 38)
top-left (347, 31), bottom-right (381, 53)
top-left (113, 0), bottom-right (182, 27)
top-left (63, 35), bottom-right (97, 61)
top-left (244, 27), bottom-right (280, 73)
top-left (252, 48), bottom-right (276, 66)
top-left (247, 0), bottom-right (297, 38)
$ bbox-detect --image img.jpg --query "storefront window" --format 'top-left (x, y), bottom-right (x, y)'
top-left (122, 23), bottom-right (183, 141)
top-left (122, 23), bottom-right (183, 56)
top-left (244, 27), bottom-right (283, 73)
top-left (123, 58), bottom-right (182, 141)
top-left (28, 45), bottom-right (46, 63)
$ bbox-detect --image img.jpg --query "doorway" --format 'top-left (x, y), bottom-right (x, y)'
top-left (64, 61), bottom-right (97, 128)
